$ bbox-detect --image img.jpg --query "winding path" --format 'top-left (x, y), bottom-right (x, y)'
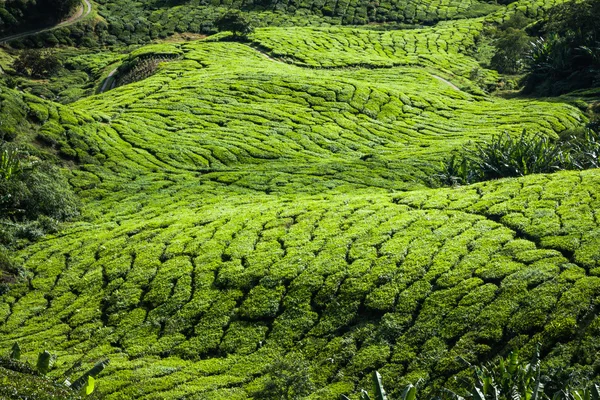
top-left (99, 68), bottom-right (118, 93)
top-left (0, 0), bottom-right (92, 44)
top-left (432, 74), bottom-right (461, 91)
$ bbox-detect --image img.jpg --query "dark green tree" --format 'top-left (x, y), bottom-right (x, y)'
top-left (215, 12), bottom-right (253, 39)
top-left (12, 49), bottom-right (62, 79)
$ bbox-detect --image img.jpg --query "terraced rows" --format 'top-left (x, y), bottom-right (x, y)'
top-left (251, 20), bottom-right (497, 85)
top-left (34, 41), bottom-right (582, 195)
top-left (2, 169), bottom-right (600, 399)
top-left (90, 0), bottom-right (569, 46)
top-left (2, 16), bottom-right (600, 399)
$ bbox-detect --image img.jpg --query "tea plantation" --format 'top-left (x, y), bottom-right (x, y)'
top-left (1, 0), bottom-right (600, 398)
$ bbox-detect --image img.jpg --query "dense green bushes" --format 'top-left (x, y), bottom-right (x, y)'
top-left (346, 350), bottom-right (600, 400)
top-left (524, 0), bottom-right (600, 94)
top-left (437, 125), bottom-right (600, 186)
top-left (0, 10), bottom-right (599, 400)
top-left (0, 0), bottom-right (79, 35)
top-left (0, 144), bottom-right (78, 223)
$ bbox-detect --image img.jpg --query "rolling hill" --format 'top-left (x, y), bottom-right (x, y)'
top-left (1, 0), bottom-right (599, 398)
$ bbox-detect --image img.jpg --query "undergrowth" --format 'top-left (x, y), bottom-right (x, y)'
top-left (436, 125), bottom-right (600, 186)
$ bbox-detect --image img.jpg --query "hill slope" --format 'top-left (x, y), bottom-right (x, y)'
top-left (1, 4), bottom-right (599, 400)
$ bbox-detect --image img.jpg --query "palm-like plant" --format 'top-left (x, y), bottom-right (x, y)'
top-left (342, 348), bottom-right (599, 400)
top-left (0, 145), bottom-right (21, 181)
top-left (469, 130), bottom-right (570, 179)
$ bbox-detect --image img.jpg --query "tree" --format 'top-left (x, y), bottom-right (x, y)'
top-left (12, 49), bottom-right (61, 79)
top-left (45, 0), bottom-right (80, 19)
top-left (215, 12), bottom-right (253, 39)
top-left (490, 29), bottom-right (531, 74)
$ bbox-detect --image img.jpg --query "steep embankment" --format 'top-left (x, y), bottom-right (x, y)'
top-left (1, 3), bottom-right (599, 399)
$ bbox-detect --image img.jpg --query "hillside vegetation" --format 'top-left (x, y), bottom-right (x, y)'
top-left (0, 0), bottom-right (599, 399)
top-left (0, 0), bottom-right (79, 35)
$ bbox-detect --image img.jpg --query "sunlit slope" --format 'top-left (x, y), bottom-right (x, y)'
top-left (2, 171), bottom-right (600, 399)
top-left (1, 26), bottom-right (599, 399)
top-left (251, 20), bottom-right (489, 80)
top-left (38, 40), bottom-right (582, 196)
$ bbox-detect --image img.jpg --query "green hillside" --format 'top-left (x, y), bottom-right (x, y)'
top-left (0, 0), bottom-right (79, 35)
top-left (1, 0), bottom-right (599, 399)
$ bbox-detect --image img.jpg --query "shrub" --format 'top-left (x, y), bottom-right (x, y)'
top-left (252, 353), bottom-right (315, 399)
top-left (490, 29), bottom-right (532, 74)
top-left (559, 126), bottom-right (600, 170)
top-left (215, 12), bottom-right (253, 39)
top-left (12, 50), bottom-right (62, 79)
top-left (343, 350), bottom-right (600, 400)
top-left (524, 0), bottom-right (600, 94)
top-left (437, 125), bottom-right (600, 187)
top-left (0, 149), bottom-right (79, 222)
top-left (436, 130), bottom-right (572, 186)
top-left (469, 131), bottom-right (569, 179)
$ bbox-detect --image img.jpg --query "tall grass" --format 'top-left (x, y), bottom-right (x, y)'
top-left (437, 126), bottom-right (600, 186)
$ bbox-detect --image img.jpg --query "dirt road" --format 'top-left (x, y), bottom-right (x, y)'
top-left (0, 0), bottom-right (92, 44)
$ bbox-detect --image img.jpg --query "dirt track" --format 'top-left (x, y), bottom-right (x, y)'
top-left (0, 0), bottom-right (92, 44)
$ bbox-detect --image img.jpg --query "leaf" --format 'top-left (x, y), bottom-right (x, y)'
top-left (361, 389), bottom-right (372, 400)
top-left (443, 388), bottom-right (466, 400)
top-left (372, 371), bottom-right (388, 400)
top-left (10, 342), bottom-right (20, 360)
top-left (36, 350), bottom-right (54, 375)
top-left (591, 385), bottom-right (600, 400)
top-left (530, 372), bottom-right (544, 400)
top-left (508, 352), bottom-right (519, 375)
top-left (340, 395), bottom-right (352, 400)
top-left (401, 384), bottom-right (417, 400)
top-left (473, 386), bottom-right (486, 400)
top-left (81, 376), bottom-right (95, 396)
top-left (71, 359), bottom-right (110, 391)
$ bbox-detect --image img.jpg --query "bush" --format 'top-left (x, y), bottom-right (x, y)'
top-left (252, 353), bottom-right (315, 399)
top-left (0, 142), bottom-right (79, 248)
top-left (490, 29), bottom-right (531, 74)
top-left (12, 50), bottom-right (62, 79)
top-left (436, 125), bottom-right (600, 186)
top-left (559, 126), bottom-right (600, 170)
top-left (524, 0), bottom-right (600, 94)
top-left (0, 146), bottom-right (78, 222)
top-left (215, 12), bottom-right (253, 39)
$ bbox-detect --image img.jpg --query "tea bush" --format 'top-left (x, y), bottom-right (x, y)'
top-left (1, 2), bottom-right (599, 398)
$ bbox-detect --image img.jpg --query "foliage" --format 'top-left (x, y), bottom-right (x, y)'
top-left (490, 29), bottom-right (531, 74)
top-left (558, 126), bottom-right (600, 170)
top-left (0, 153), bottom-right (79, 222)
top-left (524, 0), bottom-right (600, 94)
top-left (342, 353), bottom-right (600, 400)
top-left (0, 144), bottom-right (21, 180)
top-left (253, 354), bottom-right (315, 399)
top-left (12, 49), bottom-right (62, 79)
top-left (215, 12), bottom-right (253, 39)
top-left (437, 131), bottom-right (570, 185)
top-left (0, 140), bottom-right (79, 249)
top-left (485, 13), bottom-right (534, 75)
top-left (0, 0), bottom-right (79, 35)
top-left (1, 3), bottom-right (600, 399)
top-left (0, 343), bottom-right (108, 398)
top-left (468, 130), bottom-right (569, 179)
top-left (437, 126), bottom-right (600, 186)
